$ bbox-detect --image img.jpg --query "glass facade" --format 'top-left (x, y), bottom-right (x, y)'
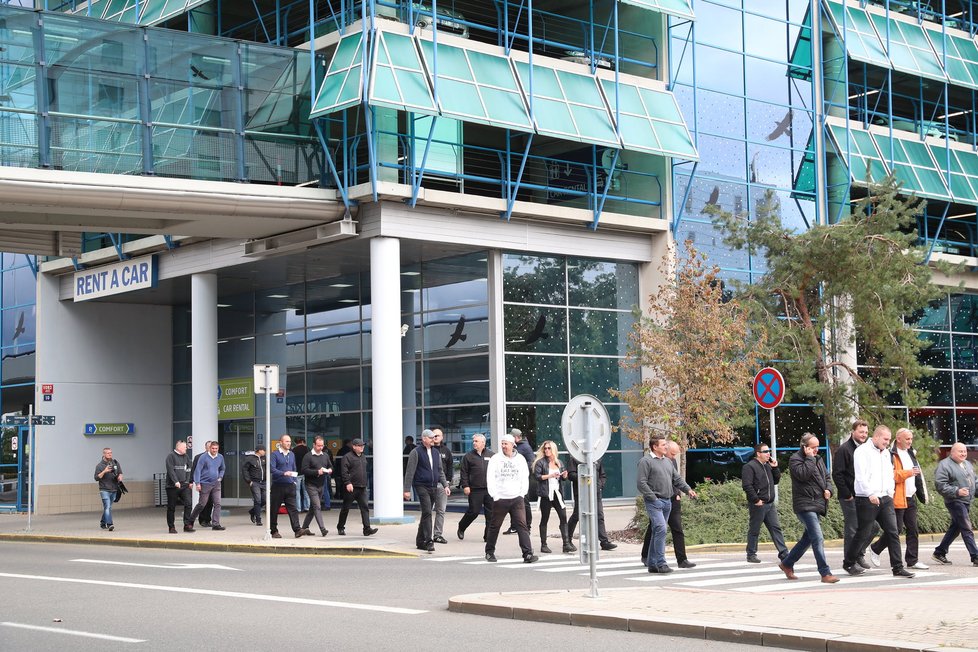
top-left (0, 253), bottom-right (35, 417)
top-left (502, 253), bottom-right (641, 497)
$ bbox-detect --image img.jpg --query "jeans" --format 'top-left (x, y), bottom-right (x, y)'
top-left (936, 500), bottom-right (978, 559)
top-left (782, 510), bottom-right (831, 577)
top-left (297, 476), bottom-right (310, 512)
top-left (746, 502), bottom-right (788, 557)
top-left (249, 482), bottom-right (266, 521)
top-left (643, 497), bottom-right (671, 569)
top-left (99, 490), bottom-right (116, 526)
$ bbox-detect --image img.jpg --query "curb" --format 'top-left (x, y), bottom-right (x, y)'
top-left (447, 592), bottom-right (950, 652)
top-left (0, 533), bottom-right (415, 558)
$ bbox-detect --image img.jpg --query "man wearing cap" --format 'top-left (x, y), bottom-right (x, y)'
top-left (504, 428), bottom-right (535, 535)
top-left (164, 440), bottom-right (194, 534)
top-left (404, 429), bottom-right (450, 552)
top-left (242, 444), bottom-right (266, 527)
top-left (484, 433), bottom-right (537, 563)
top-left (337, 438), bottom-right (378, 536)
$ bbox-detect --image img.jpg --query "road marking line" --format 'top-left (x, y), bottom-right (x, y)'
top-left (71, 559), bottom-right (240, 571)
top-left (538, 561), bottom-right (647, 573)
top-left (1, 622), bottom-right (146, 643)
top-left (736, 571), bottom-right (944, 593)
top-left (425, 556), bottom-right (486, 562)
top-left (625, 564), bottom-right (817, 583)
top-left (0, 573), bottom-right (426, 615)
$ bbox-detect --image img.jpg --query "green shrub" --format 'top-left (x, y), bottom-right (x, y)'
top-left (630, 466), bottom-right (966, 545)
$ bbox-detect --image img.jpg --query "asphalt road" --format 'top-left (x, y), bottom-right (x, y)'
top-left (0, 541), bottom-right (768, 651)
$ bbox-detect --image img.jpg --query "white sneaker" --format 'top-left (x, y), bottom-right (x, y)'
top-left (910, 561), bottom-right (929, 570)
top-left (869, 550), bottom-right (881, 567)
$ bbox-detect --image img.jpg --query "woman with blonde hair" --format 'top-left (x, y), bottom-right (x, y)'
top-left (533, 440), bottom-right (576, 553)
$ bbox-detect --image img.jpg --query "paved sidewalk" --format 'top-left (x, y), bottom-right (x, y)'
top-left (4, 505), bottom-right (977, 651)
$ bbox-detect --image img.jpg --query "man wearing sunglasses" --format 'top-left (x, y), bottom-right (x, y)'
top-left (742, 443), bottom-right (789, 563)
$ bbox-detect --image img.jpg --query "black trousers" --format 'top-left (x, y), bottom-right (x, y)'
top-left (641, 495), bottom-right (687, 563)
top-left (847, 495), bottom-right (902, 570)
top-left (486, 497), bottom-right (532, 557)
top-left (871, 495), bottom-right (919, 565)
top-left (415, 484), bottom-right (439, 547)
top-left (270, 483), bottom-right (300, 534)
top-left (338, 486), bottom-right (371, 532)
top-left (567, 479), bottom-right (609, 543)
top-left (458, 488), bottom-right (493, 537)
top-left (165, 485), bottom-right (192, 528)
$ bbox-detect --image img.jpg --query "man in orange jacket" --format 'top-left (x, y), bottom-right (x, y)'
top-left (867, 428), bottom-right (928, 570)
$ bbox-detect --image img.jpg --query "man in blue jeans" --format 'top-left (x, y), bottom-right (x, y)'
top-left (94, 448), bottom-right (123, 531)
top-left (778, 433), bottom-right (839, 583)
top-left (636, 435), bottom-right (697, 574)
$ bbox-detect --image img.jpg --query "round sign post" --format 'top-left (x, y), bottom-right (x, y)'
top-left (753, 367), bottom-right (786, 502)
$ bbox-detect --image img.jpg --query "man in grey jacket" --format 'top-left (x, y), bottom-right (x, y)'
top-left (932, 442), bottom-right (978, 566)
top-left (637, 435), bottom-right (697, 574)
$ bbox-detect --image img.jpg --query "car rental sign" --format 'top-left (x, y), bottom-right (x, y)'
top-left (74, 255), bottom-right (158, 302)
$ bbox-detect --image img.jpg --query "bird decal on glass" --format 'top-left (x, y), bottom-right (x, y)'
top-left (11, 311), bottom-right (24, 341)
top-left (446, 315), bottom-right (467, 348)
top-left (525, 314), bottom-right (550, 345)
top-left (701, 185), bottom-right (720, 213)
top-left (190, 65), bottom-right (211, 81)
top-left (766, 109), bottom-right (793, 141)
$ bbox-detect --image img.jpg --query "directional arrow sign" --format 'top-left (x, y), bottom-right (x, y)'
top-left (71, 559), bottom-right (240, 571)
top-left (83, 423), bottom-right (134, 435)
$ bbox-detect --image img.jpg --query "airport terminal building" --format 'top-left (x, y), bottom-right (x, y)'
top-left (0, 0), bottom-right (976, 517)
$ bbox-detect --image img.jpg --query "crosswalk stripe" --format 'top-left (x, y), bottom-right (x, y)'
top-left (538, 561), bottom-right (646, 573)
top-left (736, 570), bottom-right (944, 593)
top-left (677, 566), bottom-right (817, 587)
top-left (426, 556), bottom-right (486, 562)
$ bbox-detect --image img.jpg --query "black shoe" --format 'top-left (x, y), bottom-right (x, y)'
top-left (168, 527), bottom-right (178, 534)
top-left (972, 557), bottom-right (978, 567)
top-left (932, 552), bottom-right (951, 565)
top-left (648, 565), bottom-right (658, 573)
top-left (364, 527), bottom-right (378, 536)
top-left (678, 560), bottom-right (696, 569)
top-left (212, 524), bottom-right (225, 531)
top-left (844, 564), bottom-right (865, 576)
top-left (655, 565), bottom-right (673, 574)
top-left (100, 523), bottom-right (107, 530)
top-left (295, 528), bottom-right (311, 538)
top-left (457, 528), bottom-right (464, 540)
top-left (255, 520), bottom-right (262, 527)
top-left (271, 532), bottom-right (282, 538)
top-left (747, 555), bottom-right (761, 563)
top-left (336, 528), bottom-right (346, 535)
top-left (426, 542), bottom-right (435, 552)
top-left (433, 535), bottom-right (448, 544)
top-left (503, 527), bottom-right (517, 535)
top-left (563, 541), bottom-right (577, 553)
top-left (893, 567), bottom-right (915, 578)
top-left (250, 513), bottom-right (256, 524)
top-left (523, 554), bottom-right (538, 564)
top-left (600, 541), bottom-right (617, 551)
top-left (417, 544), bottom-right (429, 551)
top-left (183, 525), bottom-right (195, 533)
top-left (320, 529), bottom-right (329, 537)
top-left (199, 521), bottom-right (211, 528)
top-left (856, 556), bottom-right (871, 570)
top-left (107, 525), bottom-right (114, 532)
top-left (540, 543), bottom-right (552, 554)
top-left (485, 553), bottom-right (497, 562)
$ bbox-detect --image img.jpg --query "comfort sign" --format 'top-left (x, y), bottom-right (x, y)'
top-left (74, 255), bottom-right (158, 301)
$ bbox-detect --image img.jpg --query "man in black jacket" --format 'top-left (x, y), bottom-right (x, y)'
top-left (778, 433), bottom-right (839, 583)
top-left (293, 437), bottom-right (310, 513)
top-left (337, 438), bottom-right (378, 536)
top-left (505, 428), bottom-right (535, 534)
top-left (741, 442), bottom-right (788, 563)
top-left (300, 436), bottom-right (332, 536)
top-left (457, 433), bottom-right (493, 541)
top-left (165, 440), bottom-right (194, 534)
top-left (568, 458), bottom-right (615, 551)
top-left (832, 419), bottom-right (876, 569)
top-left (241, 445), bottom-right (266, 526)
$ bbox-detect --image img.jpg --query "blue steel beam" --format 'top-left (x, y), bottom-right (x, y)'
top-left (107, 234), bottom-right (129, 261)
top-left (313, 118), bottom-right (353, 212)
top-left (924, 202), bottom-right (952, 264)
top-left (592, 148), bottom-right (620, 229)
top-left (409, 115), bottom-right (439, 207)
top-left (501, 134), bottom-right (534, 221)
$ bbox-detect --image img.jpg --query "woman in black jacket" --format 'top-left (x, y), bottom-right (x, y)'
top-left (532, 441), bottom-right (575, 553)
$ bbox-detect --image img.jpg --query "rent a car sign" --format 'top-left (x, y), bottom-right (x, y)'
top-left (74, 255), bottom-right (158, 302)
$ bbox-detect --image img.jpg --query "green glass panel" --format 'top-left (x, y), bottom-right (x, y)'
top-left (570, 105), bottom-right (618, 145)
top-left (892, 164), bottom-right (921, 193)
top-left (396, 69), bottom-right (435, 110)
top-left (601, 79), bottom-right (643, 114)
top-left (902, 140), bottom-right (935, 167)
top-left (916, 167), bottom-right (949, 198)
top-left (868, 159), bottom-right (888, 182)
top-left (556, 71), bottom-right (604, 107)
top-left (437, 78), bottom-right (486, 120)
top-left (618, 113), bottom-right (659, 151)
top-left (383, 33), bottom-right (423, 72)
top-left (515, 62), bottom-right (563, 99)
top-left (955, 150), bottom-right (978, 177)
top-left (654, 121), bottom-right (696, 156)
top-left (332, 34), bottom-right (363, 70)
top-left (467, 51), bottom-right (519, 91)
top-left (948, 174), bottom-right (977, 203)
top-left (848, 156), bottom-right (869, 182)
top-left (371, 65), bottom-right (400, 104)
top-left (788, 4), bottom-right (813, 80)
top-left (851, 130), bottom-right (878, 157)
top-left (619, 0), bottom-right (694, 20)
top-left (533, 97), bottom-right (575, 136)
top-left (479, 87), bottom-right (532, 129)
top-left (827, 1), bottom-right (888, 66)
top-left (338, 65), bottom-right (362, 106)
top-left (639, 87), bottom-right (684, 122)
top-left (419, 40), bottom-right (472, 80)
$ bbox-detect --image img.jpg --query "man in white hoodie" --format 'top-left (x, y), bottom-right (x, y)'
top-left (484, 434), bottom-right (538, 564)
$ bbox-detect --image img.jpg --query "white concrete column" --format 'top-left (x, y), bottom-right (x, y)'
top-left (370, 237), bottom-right (405, 521)
top-left (191, 273), bottom-right (218, 454)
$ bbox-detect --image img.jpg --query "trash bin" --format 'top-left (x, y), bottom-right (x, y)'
top-left (154, 472), bottom-right (167, 507)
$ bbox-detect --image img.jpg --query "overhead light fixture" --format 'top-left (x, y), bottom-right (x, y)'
top-left (401, 271), bottom-right (420, 276)
top-left (403, 288), bottom-right (421, 293)
top-left (241, 336), bottom-right (254, 341)
top-left (217, 340), bottom-right (228, 344)
top-left (267, 294), bottom-right (288, 299)
top-left (848, 89), bottom-right (880, 99)
top-left (936, 110), bottom-right (972, 119)
top-left (338, 299), bottom-right (358, 303)
top-left (329, 283), bottom-right (353, 288)
top-left (217, 303), bottom-right (231, 308)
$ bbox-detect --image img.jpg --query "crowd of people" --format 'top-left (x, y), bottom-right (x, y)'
top-left (93, 420), bottom-right (978, 577)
